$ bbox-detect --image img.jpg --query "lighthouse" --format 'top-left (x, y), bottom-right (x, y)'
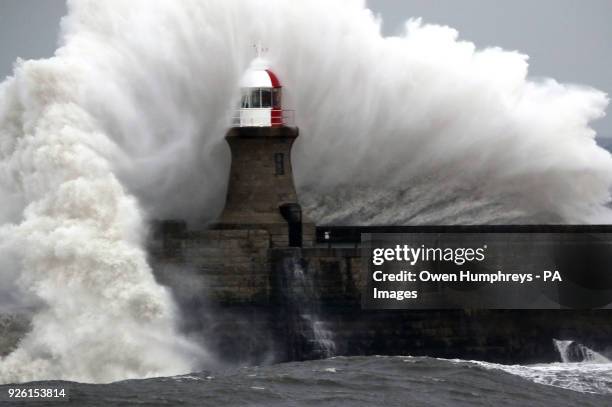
top-left (216, 51), bottom-right (313, 248)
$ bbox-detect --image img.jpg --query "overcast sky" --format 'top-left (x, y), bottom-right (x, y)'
top-left (0, 0), bottom-right (610, 137)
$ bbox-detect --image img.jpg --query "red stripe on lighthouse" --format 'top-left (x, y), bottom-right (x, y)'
top-left (266, 69), bottom-right (281, 88)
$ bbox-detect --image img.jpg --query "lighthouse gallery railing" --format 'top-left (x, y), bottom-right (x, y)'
top-left (230, 109), bottom-right (295, 127)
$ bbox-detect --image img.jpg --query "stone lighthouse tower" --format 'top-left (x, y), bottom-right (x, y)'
top-left (216, 54), bottom-right (314, 247)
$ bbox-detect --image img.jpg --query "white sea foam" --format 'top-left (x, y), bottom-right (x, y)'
top-left (473, 360), bottom-right (612, 395)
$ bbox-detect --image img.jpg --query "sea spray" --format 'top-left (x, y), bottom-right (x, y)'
top-left (553, 339), bottom-right (611, 363)
top-left (276, 256), bottom-right (336, 360)
top-left (0, 60), bottom-right (205, 383)
top-left (50, 0), bottom-right (612, 225)
top-left (0, 0), bottom-right (611, 384)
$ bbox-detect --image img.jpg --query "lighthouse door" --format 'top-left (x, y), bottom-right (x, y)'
top-left (279, 203), bottom-right (303, 247)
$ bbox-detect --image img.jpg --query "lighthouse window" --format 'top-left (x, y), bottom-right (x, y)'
top-left (261, 89), bottom-right (272, 108)
top-left (241, 93), bottom-right (250, 108)
top-left (272, 88), bottom-right (281, 109)
top-left (274, 153), bottom-right (285, 175)
top-left (250, 89), bottom-right (262, 108)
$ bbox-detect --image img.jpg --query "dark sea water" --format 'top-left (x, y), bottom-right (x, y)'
top-left (2, 356), bottom-right (612, 406)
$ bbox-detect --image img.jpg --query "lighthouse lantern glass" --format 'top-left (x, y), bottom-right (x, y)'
top-left (237, 57), bottom-right (285, 127)
top-left (272, 88), bottom-right (281, 109)
top-left (241, 91), bottom-right (250, 108)
top-left (261, 89), bottom-right (272, 108)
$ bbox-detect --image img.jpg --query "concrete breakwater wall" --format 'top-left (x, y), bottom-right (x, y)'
top-left (150, 223), bottom-right (612, 365)
top-left (2, 224), bottom-right (611, 365)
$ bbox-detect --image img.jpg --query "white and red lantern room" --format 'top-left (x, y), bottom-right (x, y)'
top-left (237, 57), bottom-right (285, 127)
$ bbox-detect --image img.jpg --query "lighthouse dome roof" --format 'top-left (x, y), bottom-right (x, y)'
top-left (240, 57), bottom-right (281, 88)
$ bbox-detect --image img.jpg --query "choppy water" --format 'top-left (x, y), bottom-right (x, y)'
top-left (2, 356), bottom-right (611, 406)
